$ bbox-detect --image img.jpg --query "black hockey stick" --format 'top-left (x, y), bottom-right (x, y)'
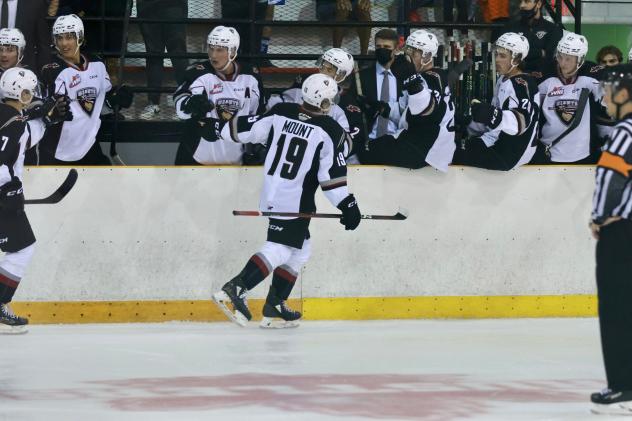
top-left (25, 169), bottom-right (78, 205)
top-left (233, 207), bottom-right (409, 220)
top-left (110, 0), bottom-right (132, 166)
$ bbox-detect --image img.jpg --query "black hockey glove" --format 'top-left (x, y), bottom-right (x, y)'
top-left (182, 94), bottom-right (214, 120)
top-left (197, 117), bottom-right (223, 141)
top-left (403, 73), bottom-right (424, 95)
top-left (0, 177), bottom-right (25, 213)
top-left (337, 194), bottom-right (361, 231)
top-left (357, 95), bottom-right (390, 120)
top-left (470, 100), bottom-right (502, 129)
top-left (44, 95), bottom-right (73, 125)
top-left (107, 85), bottom-right (134, 109)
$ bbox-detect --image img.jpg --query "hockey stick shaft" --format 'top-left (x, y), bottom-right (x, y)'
top-left (233, 209), bottom-right (408, 220)
top-left (110, 0), bottom-right (132, 166)
top-left (25, 169), bottom-right (78, 205)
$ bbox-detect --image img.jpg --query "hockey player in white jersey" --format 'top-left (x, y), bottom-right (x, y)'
top-left (533, 32), bottom-right (612, 164)
top-left (453, 32), bottom-right (541, 171)
top-left (39, 14), bottom-right (133, 165)
top-left (211, 74), bottom-right (362, 328)
top-left (359, 29), bottom-right (455, 171)
top-left (173, 25), bottom-right (265, 165)
top-left (0, 68), bottom-right (68, 333)
top-left (0, 28), bottom-right (25, 75)
top-left (267, 48), bottom-right (353, 129)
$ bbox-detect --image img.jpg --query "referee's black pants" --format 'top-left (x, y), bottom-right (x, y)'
top-left (596, 219), bottom-right (632, 391)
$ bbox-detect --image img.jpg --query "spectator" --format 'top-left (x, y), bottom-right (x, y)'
top-left (444, 0), bottom-right (469, 36)
top-left (481, 0), bottom-right (510, 41)
top-left (316, 0), bottom-right (372, 55)
top-left (497, 0), bottom-right (563, 72)
top-left (221, 0), bottom-right (268, 63)
top-left (353, 29), bottom-right (405, 141)
top-left (137, 0), bottom-right (188, 120)
top-left (1, 0), bottom-right (51, 76)
top-left (260, 1), bottom-right (281, 68)
top-left (596, 45), bottom-right (623, 67)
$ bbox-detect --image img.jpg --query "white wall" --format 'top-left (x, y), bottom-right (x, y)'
top-left (12, 166), bottom-right (597, 302)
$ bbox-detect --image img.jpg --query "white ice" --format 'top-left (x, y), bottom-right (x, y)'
top-left (0, 318), bottom-right (625, 420)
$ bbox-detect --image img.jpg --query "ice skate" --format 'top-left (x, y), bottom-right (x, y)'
top-left (0, 303), bottom-right (28, 334)
top-left (260, 293), bottom-right (301, 329)
top-left (591, 389), bottom-right (632, 415)
top-left (212, 277), bottom-right (252, 327)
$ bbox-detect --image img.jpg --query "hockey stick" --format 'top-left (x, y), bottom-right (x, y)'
top-left (25, 169), bottom-right (78, 205)
top-left (353, 61), bottom-right (370, 152)
top-left (110, 0), bottom-right (132, 166)
top-left (232, 207), bottom-right (409, 220)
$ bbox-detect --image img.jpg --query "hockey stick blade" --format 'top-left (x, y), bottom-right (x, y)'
top-left (232, 207), bottom-right (409, 221)
top-left (25, 169), bottom-right (78, 205)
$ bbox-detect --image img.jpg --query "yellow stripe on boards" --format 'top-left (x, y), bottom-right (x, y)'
top-left (11, 295), bottom-right (597, 324)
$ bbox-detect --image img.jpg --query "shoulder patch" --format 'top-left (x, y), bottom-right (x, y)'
top-left (590, 64), bottom-right (605, 74)
top-left (514, 77), bottom-right (528, 87)
top-left (42, 62), bottom-right (60, 70)
top-left (346, 104), bottom-right (361, 113)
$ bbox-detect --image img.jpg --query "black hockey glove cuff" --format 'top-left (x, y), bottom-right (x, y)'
top-left (403, 73), bottom-right (424, 95)
top-left (470, 100), bottom-right (502, 129)
top-left (182, 94), bottom-right (214, 120)
top-left (107, 85), bottom-right (134, 109)
top-left (337, 194), bottom-right (361, 231)
top-left (357, 95), bottom-right (390, 120)
top-left (197, 117), bottom-right (223, 141)
top-left (0, 177), bottom-right (25, 213)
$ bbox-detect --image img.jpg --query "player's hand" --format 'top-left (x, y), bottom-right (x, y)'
top-left (197, 117), bottom-right (222, 141)
top-left (337, 194), bottom-right (361, 231)
top-left (403, 73), bottom-right (424, 95)
top-left (357, 95), bottom-right (390, 119)
top-left (108, 85), bottom-right (134, 109)
top-left (336, 0), bottom-right (353, 12)
top-left (470, 100), bottom-right (502, 129)
top-left (182, 94), bottom-right (214, 120)
top-left (43, 94), bottom-right (73, 125)
top-left (0, 177), bottom-right (25, 213)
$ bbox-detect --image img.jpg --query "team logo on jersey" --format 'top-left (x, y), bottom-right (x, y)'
top-left (215, 98), bottom-right (241, 121)
top-left (298, 112), bottom-right (311, 121)
top-left (346, 104), bottom-right (361, 113)
top-left (210, 83), bottom-right (224, 94)
top-left (514, 77), bottom-right (528, 87)
top-left (535, 31), bottom-right (547, 39)
top-left (554, 99), bottom-right (579, 124)
top-left (548, 86), bottom-right (564, 97)
top-left (69, 74), bottom-right (81, 88)
top-left (76, 87), bottom-right (98, 115)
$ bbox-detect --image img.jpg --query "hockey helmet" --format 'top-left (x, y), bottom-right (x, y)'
top-left (52, 14), bottom-right (85, 47)
top-left (317, 48), bottom-right (354, 83)
top-left (207, 26), bottom-right (240, 63)
top-left (556, 31), bottom-right (588, 72)
top-left (0, 28), bottom-right (26, 64)
top-left (405, 30), bottom-right (439, 66)
top-left (495, 32), bottom-right (530, 62)
top-left (301, 73), bottom-right (338, 113)
top-left (0, 67), bottom-right (38, 104)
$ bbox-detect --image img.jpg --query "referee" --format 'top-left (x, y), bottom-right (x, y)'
top-left (589, 64), bottom-right (632, 415)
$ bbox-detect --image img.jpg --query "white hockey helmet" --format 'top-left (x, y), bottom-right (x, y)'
top-left (495, 32), bottom-right (530, 62)
top-left (0, 67), bottom-right (38, 104)
top-left (207, 26), bottom-right (240, 62)
top-left (318, 48), bottom-right (354, 83)
top-left (301, 73), bottom-right (338, 113)
top-left (556, 31), bottom-right (588, 71)
top-left (52, 14), bottom-right (85, 52)
top-left (0, 28), bottom-right (26, 64)
top-left (405, 30), bottom-right (439, 65)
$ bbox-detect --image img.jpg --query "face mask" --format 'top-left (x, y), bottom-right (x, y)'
top-left (519, 8), bottom-right (537, 21)
top-left (375, 48), bottom-right (393, 66)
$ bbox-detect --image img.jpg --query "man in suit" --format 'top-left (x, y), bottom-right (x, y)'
top-left (354, 29), bottom-right (407, 151)
top-left (1, 0), bottom-right (51, 74)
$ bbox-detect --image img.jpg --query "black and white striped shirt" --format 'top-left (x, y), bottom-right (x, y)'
top-left (591, 114), bottom-right (632, 224)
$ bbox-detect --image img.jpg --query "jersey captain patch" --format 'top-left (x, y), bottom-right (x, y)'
top-left (77, 87), bottom-right (98, 115)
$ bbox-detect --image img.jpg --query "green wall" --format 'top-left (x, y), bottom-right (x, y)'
top-left (583, 23), bottom-right (632, 63)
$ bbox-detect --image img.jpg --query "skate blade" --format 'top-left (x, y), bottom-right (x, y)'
top-left (259, 317), bottom-right (300, 329)
top-left (0, 324), bottom-right (28, 335)
top-left (212, 291), bottom-right (249, 327)
top-left (591, 403), bottom-right (632, 415)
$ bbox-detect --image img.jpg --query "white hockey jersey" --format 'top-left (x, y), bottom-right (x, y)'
top-left (537, 62), bottom-right (612, 162)
top-left (220, 103), bottom-right (350, 214)
top-left (40, 55), bottom-right (111, 162)
top-left (174, 61), bottom-right (264, 164)
top-left (468, 73), bottom-right (541, 169)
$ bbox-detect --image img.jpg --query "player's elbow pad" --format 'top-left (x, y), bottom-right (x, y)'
top-left (499, 110), bottom-right (525, 136)
top-left (408, 90), bottom-right (433, 116)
